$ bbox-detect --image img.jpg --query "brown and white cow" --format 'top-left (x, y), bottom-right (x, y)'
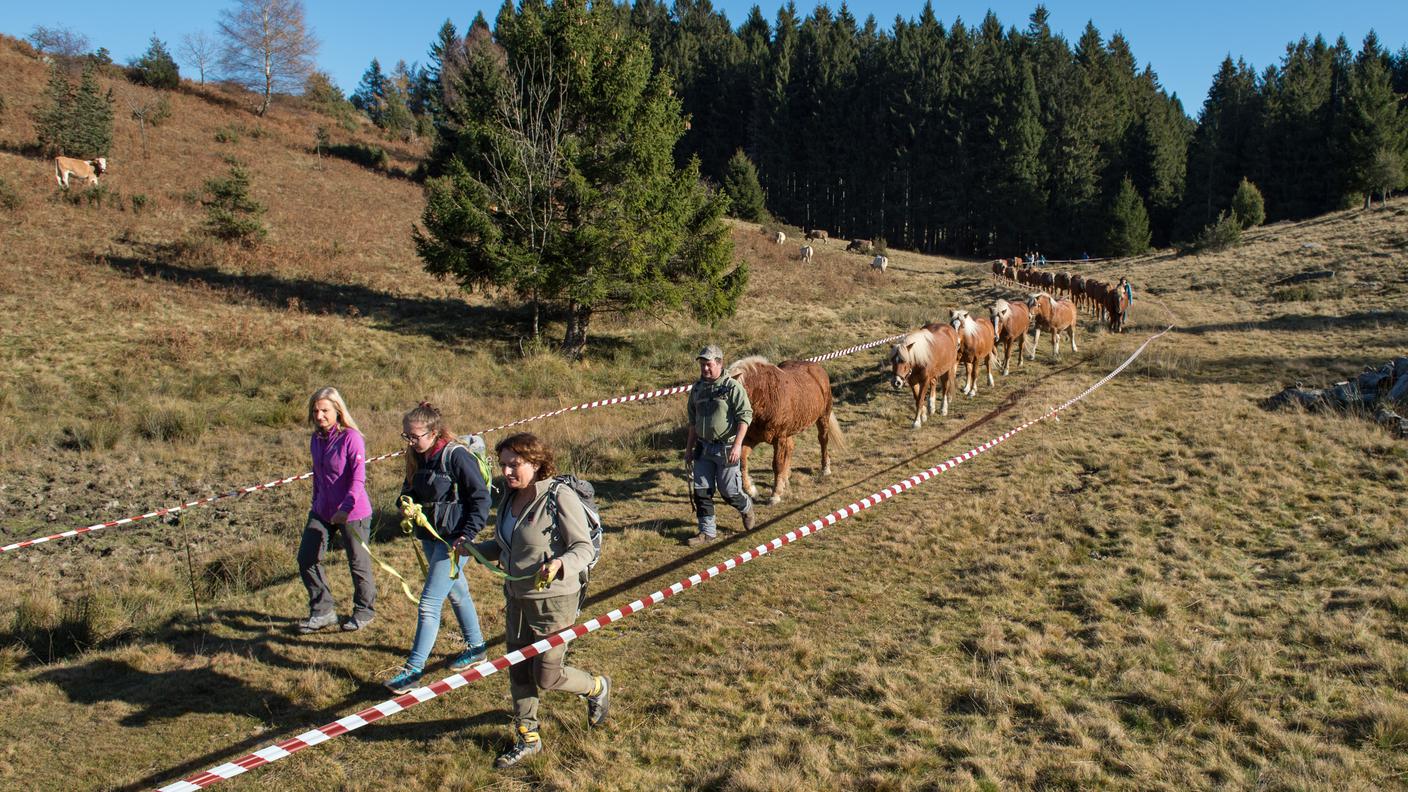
top-left (799, 244), bottom-right (814, 264)
top-left (871, 255), bottom-right (888, 273)
top-left (846, 238), bottom-right (873, 254)
top-left (805, 229), bottom-right (829, 243)
top-left (54, 156), bottom-right (107, 189)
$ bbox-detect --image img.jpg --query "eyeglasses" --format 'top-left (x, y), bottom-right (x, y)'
top-left (400, 430), bottom-right (432, 443)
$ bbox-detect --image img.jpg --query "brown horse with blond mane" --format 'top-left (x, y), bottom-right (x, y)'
top-left (1026, 292), bottom-right (1079, 357)
top-left (990, 298), bottom-right (1031, 375)
top-left (888, 325), bottom-right (958, 429)
top-left (950, 309), bottom-right (997, 397)
top-left (726, 356), bottom-right (843, 504)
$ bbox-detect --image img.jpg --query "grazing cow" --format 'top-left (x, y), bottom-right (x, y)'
top-left (889, 325), bottom-right (958, 429)
top-left (773, 230), bottom-right (786, 245)
top-left (1026, 292), bottom-right (1079, 358)
top-left (805, 229), bottom-right (829, 243)
top-left (727, 357), bottom-right (842, 504)
top-left (990, 298), bottom-right (1031, 375)
top-left (799, 245), bottom-right (814, 264)
top-left (950, 309), bottom-right (997, 397)
top-left (871, 255), bottom-right (888, 273)
top-left (54, 156), bottom-right (107, 189)
top-left (846, 238), bottom-right (873, 254)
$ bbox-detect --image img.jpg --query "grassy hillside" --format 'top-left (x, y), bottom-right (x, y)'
top-left (2, 34), bottom-right (1408, 792)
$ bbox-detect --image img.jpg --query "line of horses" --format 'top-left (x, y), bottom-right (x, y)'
top-left (888, 293), bottom-right (1078, 429)
top-left (727, 283), bottom-right (1094, 505)
top-left (992, 257), bottom-right (1130, 334)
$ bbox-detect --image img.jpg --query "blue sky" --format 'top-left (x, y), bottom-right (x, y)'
top-left (2, 1), bottom-right (1403, 115)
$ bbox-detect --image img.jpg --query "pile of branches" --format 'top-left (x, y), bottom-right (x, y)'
top-left (1267, 358), bottom-right (1408, 438)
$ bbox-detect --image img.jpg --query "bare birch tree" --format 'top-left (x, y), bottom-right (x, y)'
top-left (217, 0), bottom-right (317, 116)
top-left (179, 31), bottom-right (217, 85)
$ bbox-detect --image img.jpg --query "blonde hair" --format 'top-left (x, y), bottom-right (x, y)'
top-left (307, 387), bottom-right (359, 433)
top-left (403, 401), bottom-right (457, 481)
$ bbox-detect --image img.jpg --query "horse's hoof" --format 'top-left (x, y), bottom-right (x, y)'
top-left (912, 420), bottom-right (923, 430)
top-left (767, 495), bottom-right (782, 506)
top-left (746, 486), bottom-right (758, 498)
top-left (820, 466), bottom-right (831, 477)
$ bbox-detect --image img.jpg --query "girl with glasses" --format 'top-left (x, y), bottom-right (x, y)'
top-left (384, 402), bottom-right (492, 693)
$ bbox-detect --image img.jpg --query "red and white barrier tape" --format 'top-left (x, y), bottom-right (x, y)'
top-left (154, 326), bottom-right (1170, 792)
top-left (1, 334), bottom-right (905, 555)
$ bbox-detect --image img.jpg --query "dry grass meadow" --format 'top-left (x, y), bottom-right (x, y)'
top-left (3, 35), bottom-right (1408, 792)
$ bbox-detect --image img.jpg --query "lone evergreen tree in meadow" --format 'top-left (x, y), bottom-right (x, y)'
top-left (203, 164), bottom-right (267, 246)
top-left (35, 62), bottom-right (114, 158)
top-left (1105, 176), bottom-right (1152, 256)
top-left (416, 0), bottom-right (746, 357)
top-left (1230, 178), bottom-right (1265, 228)
top-left (129, 35), bottom-right (181, 89)
top-left (721, 149), bottom-right (768, 222)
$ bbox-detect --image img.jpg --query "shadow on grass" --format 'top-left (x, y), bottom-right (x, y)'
top-left (582, 358), bottom-right (1086, 610)
top-left (103, 244), bottom-right (527, 347)
top-left (1172, 310), bottom-right (1408, 336)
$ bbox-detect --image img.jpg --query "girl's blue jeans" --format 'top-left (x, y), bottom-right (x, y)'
top-left (407, 539), bottom-right (484, 670)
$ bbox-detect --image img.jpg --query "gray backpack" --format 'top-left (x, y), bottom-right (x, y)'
top-left (546, 475), bottom-right (603, 583)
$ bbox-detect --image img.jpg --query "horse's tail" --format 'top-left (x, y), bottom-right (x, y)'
top-left (825, 411), bottom-right (845, 451)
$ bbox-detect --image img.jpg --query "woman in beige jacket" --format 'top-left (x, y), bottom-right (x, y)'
top-left (462, 432), bottom-right (610, 768)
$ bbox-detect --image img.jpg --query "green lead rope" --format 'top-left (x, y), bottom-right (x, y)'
top-left (398, 495), bottom-right (537, 582)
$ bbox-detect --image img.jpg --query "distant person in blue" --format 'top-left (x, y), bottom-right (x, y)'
top-left (1119, 277), bottom-right (1134, 328)
top-left (1081, 251), bottom-right (1090, 261)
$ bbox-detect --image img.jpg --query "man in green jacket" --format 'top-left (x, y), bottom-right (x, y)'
top-left (684, 345), bottom-right (755, 546)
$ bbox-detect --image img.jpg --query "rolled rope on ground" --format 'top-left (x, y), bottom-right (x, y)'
top-left (153, 325), bottom-right (1171, 792)
top-left (0, 333), bottom-right (908, 555)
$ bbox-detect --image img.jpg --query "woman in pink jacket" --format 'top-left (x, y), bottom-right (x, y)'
top-left (297, 387), bottom-right (377, 633)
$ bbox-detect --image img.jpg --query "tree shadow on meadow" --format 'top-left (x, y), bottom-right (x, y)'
top-left (1172, 309), bottom-right (1408, 337)
top-left (581, 359), bottom-right (1084, 610)
top-left (102, 245), bottom-right (528, 348)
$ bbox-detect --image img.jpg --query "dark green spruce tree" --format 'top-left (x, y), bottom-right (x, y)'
top-left (415, 0), bottom-right (746, 357)
top-left (721, 149), bottom-right (768, 222)
top-left (1105, 175), bottom-right (1151, 255)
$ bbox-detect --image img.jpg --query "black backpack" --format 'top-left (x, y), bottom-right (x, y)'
top-left (546, 474), bottom-right (603, 583)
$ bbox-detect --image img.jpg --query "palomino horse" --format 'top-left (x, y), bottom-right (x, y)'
top-left (1026, 292), bottom-right (1079, 357)
top-left (889, 325), bottom-right (958, 429)
top-left (950, 309), bottom-right (997, 397)
top-left (990, 298), bottom-right (1031, 375)
top-left (726, 356), bottom-right (843, 504)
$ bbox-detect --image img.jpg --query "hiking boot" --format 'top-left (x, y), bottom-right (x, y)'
top-left (741, 508), bottom-right (756, 532)
top-left (686, 532), bottom-right (717, 547)
top-left (449, 642), bottom-right (488, 671)
top-left (584, 675), bottom-right (611, 727)
top-left (384, 666), bottom-right (424, 694)
top-left (297, 611), bottom-right (338, 634)
top-left (340, 613), bottom-right (374, 632)
top-left (493, 725), bottom-right (542, 769)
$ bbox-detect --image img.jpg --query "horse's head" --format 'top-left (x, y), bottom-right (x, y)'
top-left (990, 300), bottom-right (1010, 333)
top-left (889, 344), bottom-right (912, 390)
top-left (950, 309), bottom-right (972, 332)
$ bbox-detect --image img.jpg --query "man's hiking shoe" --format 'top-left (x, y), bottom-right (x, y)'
top-left (741, 508), bottom-right (756, 532)
top-left (297, 611), bottom-right (338, 633)
top-left (384, 666), bottom-right (424, 694)
top-left (449, 642), bottom-right (488, 671)
top-left (493, 726), bottom-right (542, 768)
top-left (585, 675), bottom-right (611, 727)
top-left (686, 532), bottom-right (717, 547)
top-left (340, 613), bottom-right (374, 632)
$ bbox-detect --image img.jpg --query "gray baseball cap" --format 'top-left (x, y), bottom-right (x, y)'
top-left (696, 344), bottom-right (723, 362)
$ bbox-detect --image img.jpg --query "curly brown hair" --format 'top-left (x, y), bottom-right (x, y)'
top-left (494, 432), bottom-right (557, 481)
